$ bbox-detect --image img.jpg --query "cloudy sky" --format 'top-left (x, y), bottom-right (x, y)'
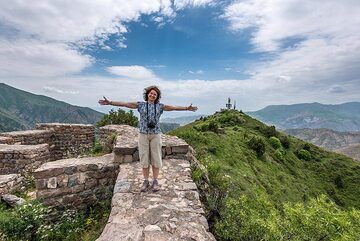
top-left (1, 0), bottom-right (359, 117)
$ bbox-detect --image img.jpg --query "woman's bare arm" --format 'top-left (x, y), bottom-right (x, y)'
top-left (98, 96), bottom-right (138, 109)
top-left (162, 104), bottom-right (198, 112)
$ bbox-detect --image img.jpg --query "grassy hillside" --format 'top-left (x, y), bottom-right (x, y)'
top-left (0, 83), bottom-right (104, 132)
top-left (170, 109), bottom-right (360, 240)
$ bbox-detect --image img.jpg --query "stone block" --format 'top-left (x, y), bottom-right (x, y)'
top-left (47, 177), bottom-right (57, 189)
top-left (35, 178), bottom-right (46, 190)
top-left (171, 145), bottom-right (189, 154)
top-left (123, 155), bottom-right (133, 163)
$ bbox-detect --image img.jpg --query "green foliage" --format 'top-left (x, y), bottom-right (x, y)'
top-left (274, 149), bottom-right (285, 161)
top-left (269, 136), bottom-right (282, 149)
top-left (96, 109), bottom-right (138, 127)
top-left (0, 201), bottom-right (47, 240)
top-left (303, 142), bottom-right (311, 151)
top-left (0, 200), bottom-right (111, 241)
top-left (217, 111), bottom-right (245, 127)
top-left (279, 135), bottom-right (290, 149)
top-left (215, 194), bottom-right (360, 241)
top-left (170, 110), bottom-right (360, 241)
top-left (261, 125), bottom-right (278, 138)
top-left (248, 136), bottom-right (266, 156)
top-left (92, 138), bottom-right (103, 154)
top-left (297, 149), bottom-right (312, 161)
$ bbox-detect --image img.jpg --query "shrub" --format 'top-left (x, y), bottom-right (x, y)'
top-left (303, 142), bottom-right (311, 151)
top-left (215, 194), bottom-right (360, 241)
top-left (92, 138), bottom-right (103, 154)
top-left (279, 135), bottom-right (290, 149)
top-left (269, 136), bottom-right (281, 149)
top-left (217, 112), bottom-right (245, 127)
top-left (274, 149), bottom-right (285, 161)
top-left (297, 149), bottom-right (311, 161)
top-left (208, 121), bottom-right (219, 133)
top-left (0, 201), bottom-right (48, 240)
top-left (261, 125), bottom-right (278, 138)
top-left (97, 109), bottom-right (138, 127)
top-left (248, 136), bottom-right (266, 156)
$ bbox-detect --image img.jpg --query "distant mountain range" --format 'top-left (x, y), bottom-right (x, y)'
top-left (161, 114), bottom-right (207, 126)
top-left (285, 128), bottom-right (360, 161)
top-left (0, 83), bottom-right (104, 132)
top-left (247, 102), bottom-right (360, 132)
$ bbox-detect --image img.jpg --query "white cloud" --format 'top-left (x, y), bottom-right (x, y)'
top-left (0, 0), bottom-right (215, 78)
top-left (43, 86), bottom-right (79, 94)
top-left (106, 65), bottom-right (158, 79)
top-left (188, 70), bottom-right (204, 74)
top-left (0, 39), bottom-right (92, 77)
top-left (222, 0), bottom-right (360, 102)
top-left (174, 0), bottom-right (216, 10)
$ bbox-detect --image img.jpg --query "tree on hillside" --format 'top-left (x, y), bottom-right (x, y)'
top-left (97, 109), bottom-right (138, 127)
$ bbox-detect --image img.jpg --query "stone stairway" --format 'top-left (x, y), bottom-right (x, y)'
top-left (97, 157), bottom-right (215, 241)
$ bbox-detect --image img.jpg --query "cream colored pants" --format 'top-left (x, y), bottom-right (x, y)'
top-left (138, 133), bottom-right (162, 168)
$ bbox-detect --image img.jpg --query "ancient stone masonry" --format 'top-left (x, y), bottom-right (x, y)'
top-left (97, 158), bottom-right (215, 241)
top-left (34, 154), bottom-right (118, 209)
top-left (0, 144), bottom-right (50, 175)
top-left (100, 125), bottom-right (190, 164)
top-left (0, 129), bottom-right (53, 145)
top-left (0, 174), bottom-right (24, 195)
top-left (0, 136), bottom-right (13, 145)
top-left (1, 124), bottom-right (215, 240)
top-left (36, 123), bottom-right (95, 160)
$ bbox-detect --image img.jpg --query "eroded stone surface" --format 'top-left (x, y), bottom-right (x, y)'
top-left (97, 158), bottom-right (215, 241)
top-left (34, 154), bottom-right (119, 209)
top-left (0, 174), bottom-right (24, 195)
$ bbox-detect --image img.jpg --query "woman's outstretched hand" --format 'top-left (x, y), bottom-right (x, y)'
top-left (187, 103), bottom-right (198, 112)
top-left (98, 96), bottom-right (111, 105)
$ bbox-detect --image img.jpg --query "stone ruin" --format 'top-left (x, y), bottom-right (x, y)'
top-left (0, 124), bottom-right (215, 240)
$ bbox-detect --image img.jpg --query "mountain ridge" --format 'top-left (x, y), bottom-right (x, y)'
top-left (0, 83), bottom-right (104, 132)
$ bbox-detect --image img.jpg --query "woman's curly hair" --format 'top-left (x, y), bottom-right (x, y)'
top-left (143, 85), bottom-right (161, 103)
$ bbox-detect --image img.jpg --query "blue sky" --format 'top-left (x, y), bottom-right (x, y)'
top-left (0, 0), bottom-right (359, 117)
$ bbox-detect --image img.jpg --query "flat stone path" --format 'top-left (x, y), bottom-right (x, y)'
top-left (97, 157), bottom-right (215, 241)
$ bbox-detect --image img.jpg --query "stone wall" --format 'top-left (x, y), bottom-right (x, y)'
top-left (34, 154), bottom-right (118, 209)
top-left (0, 136), bottom-right (13, 145)
top-left (36, 123), bottom-right (95, 160)
top-left (0, 144), bottom-right (50, 175)
top-left (0, 174), bottom-right (24, 195)
top-left (0, 129), bottom-right (53, 145)
top-left (100, 125), bottom-right (189, 164)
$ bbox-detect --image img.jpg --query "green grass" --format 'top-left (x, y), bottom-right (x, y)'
top-left (169, 109), bottom-right (360, 240)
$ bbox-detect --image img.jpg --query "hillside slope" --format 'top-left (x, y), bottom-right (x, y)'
top-left (285, 128), bottom-right (360, 160)
top-left (170, 110), bottom-right (360, 240)
top-left (247, 102), bottom-right (360, 132)
top-left (0, 83), bottom-right (104, 132)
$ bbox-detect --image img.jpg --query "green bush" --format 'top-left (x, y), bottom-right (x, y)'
top-left (97, 109), bottom-right (138, 127)
top-left (217, 112), bottom-right (245, 127)
top-left (279, 135), bottom-right (290, 149)
top-left (261, 125), bottom-right (278, 138)
top-left (248, 136), bottom-right (266, 156)
top-left (0, 201), bottom-right (47, 240)
top-left (92, 138), bottom-right (103, 154)
top-left (303, 142), bottom-right (311, 151)
top-left (269, 136), bottom-right (281, 149)
top-left (215, 194), bottom-right (360, 241)
top-left (297, 149), bottom-right (311, 161)
top-left (274, 149), bottom-right (285, 161)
